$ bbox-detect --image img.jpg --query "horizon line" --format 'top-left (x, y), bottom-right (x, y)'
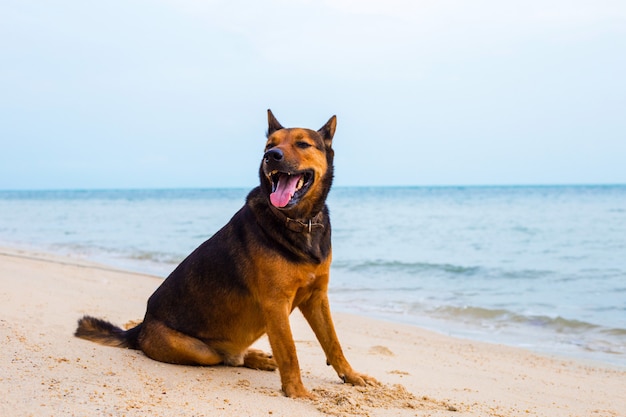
top-left (1, 182), bottom-right (625, 193)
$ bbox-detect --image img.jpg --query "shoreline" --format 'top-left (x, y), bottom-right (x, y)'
top-left (1, 246), bottom-right (625, 416)
top-left (5, 241), bottom-right (624, 369)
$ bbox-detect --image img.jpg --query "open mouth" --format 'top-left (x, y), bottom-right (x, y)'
top-left (268, 170), bottom-right (314, 208)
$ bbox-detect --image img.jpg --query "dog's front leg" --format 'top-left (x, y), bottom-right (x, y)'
top-left (299, 289), bottom-right (377, 386)
top-left (262, 303), bottom-right (313, 399)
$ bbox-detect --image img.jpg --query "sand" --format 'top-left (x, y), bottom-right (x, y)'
top-left (1, 246), bottom-right (624, 417)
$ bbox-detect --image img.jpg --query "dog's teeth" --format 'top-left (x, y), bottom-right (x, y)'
top-left (297, 176), bottom-right (304, 190)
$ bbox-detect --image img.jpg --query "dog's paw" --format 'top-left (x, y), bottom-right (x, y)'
top-left (283, 384), bottom-right (317, 399)
top-left (341, 371), bottom-right (380, 387)
top-left (243, 349), bottom-right (277, 371)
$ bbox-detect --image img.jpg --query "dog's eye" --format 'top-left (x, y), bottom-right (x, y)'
top-left (296, 142), bottom-right (312, 149)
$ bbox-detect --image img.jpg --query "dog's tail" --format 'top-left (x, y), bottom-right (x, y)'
top-left (75, 315), bottom-right (141, 349)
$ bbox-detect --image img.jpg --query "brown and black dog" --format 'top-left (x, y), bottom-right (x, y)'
top-left (75, 110), bottom-right (375, 398)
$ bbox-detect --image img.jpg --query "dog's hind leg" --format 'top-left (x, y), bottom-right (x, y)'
top-left (139, 320), bottom-right (222, 366)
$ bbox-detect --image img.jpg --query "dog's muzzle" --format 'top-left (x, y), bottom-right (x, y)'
top-left (264, 148), bottom-right (284, 164)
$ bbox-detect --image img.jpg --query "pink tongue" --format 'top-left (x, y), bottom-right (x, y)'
top-left (270, 174), bottom-right (301, 208)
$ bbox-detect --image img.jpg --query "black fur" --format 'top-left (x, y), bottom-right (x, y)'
top-left (75, 316), bottom-right (141, 349)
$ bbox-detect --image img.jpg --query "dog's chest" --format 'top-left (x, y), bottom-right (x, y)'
top-left (294, 230), bottom-right (330, 264)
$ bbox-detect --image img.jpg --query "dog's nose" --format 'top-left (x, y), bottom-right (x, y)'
top-left (264, 148), bottom-right (284, 163)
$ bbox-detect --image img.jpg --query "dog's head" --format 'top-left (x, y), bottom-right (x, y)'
top-left (259, 109), bottom-right (336, 218)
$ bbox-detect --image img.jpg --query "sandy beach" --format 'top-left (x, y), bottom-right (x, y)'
top-left (1, 247), bottom-right (624, 417)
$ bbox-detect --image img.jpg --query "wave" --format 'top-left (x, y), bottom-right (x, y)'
top-left (47, 242), bottom-right (184, 266)
top-left (126, 250), bottom-right (183, 265)
top-left (331, 297), bottom-right (626, 357)
top-left (332, 259), bottom-right (556, 283)
top-left (430, 305), bottom-right (604, 332)
top-left (333, 259), bottom-right (482, 276)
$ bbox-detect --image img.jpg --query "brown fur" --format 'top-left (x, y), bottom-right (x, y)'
top-left (75, 110), bottom-right (375, 398)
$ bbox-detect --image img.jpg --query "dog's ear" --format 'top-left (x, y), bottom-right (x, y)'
top-left (267, 109), bottom-right (284, 137)
top-left (318, 115), bottom-right (337, 148)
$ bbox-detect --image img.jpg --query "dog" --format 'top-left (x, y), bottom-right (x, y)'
top-left (75, 110), bottom-right (375, 398)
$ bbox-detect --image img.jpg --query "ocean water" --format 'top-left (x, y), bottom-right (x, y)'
top-left (0, 186), bottom-right (625, 366)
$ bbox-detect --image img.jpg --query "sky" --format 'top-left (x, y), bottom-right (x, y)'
top-left (1, 0), bottom-right (625, 189)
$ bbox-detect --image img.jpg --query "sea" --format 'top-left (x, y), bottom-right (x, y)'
top-left (1, 185), bottom-right (625, 367)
